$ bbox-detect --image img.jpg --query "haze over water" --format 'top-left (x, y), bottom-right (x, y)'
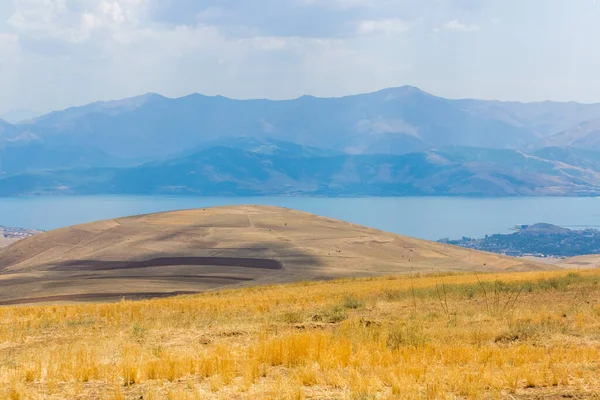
top-left (2, 196), bottom-right (600, 241)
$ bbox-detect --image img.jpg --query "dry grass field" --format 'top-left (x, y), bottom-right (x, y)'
top-left (0, 237), bottom-right (18, 249)
top-left (554, 254), bottom-right (600, 270)
top-left (0, 206), bottom-right (544, 305)
top-left (1, 268), bottom-right (600, 399)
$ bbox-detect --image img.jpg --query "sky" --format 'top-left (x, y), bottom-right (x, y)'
top-left (1, 0), bottom-right (600, 118)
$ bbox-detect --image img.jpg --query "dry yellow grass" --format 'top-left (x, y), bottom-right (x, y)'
top-left (1, 268), bottom-right (600, 399)
top-left (0, 237), bottom-right (19, 249)
top-left (555, 254), bottom-right (600, 270)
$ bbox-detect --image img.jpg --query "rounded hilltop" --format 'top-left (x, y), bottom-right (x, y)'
top-left (0, 205), bottom-right (545, 305)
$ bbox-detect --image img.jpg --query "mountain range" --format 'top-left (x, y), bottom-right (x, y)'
top-left (1, 139), bottom-right (600, 197)
top-left (2, 86), bottom-right (600, 197)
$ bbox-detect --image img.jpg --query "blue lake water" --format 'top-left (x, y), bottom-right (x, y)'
top-left (1, 196), bottom-right (600, 240)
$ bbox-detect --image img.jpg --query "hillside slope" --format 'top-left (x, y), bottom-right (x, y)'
top-left (533, 118), bottom-right (600, 151)
top-left (2, 88), bottom-right (600, 167)
top-left (2, 145), bottom-right (600, 197)
top-left (456, 99), bottom-right (600, 139)
top-left (532, 146), bottom-right (600, 171)
top-left (0, 87), bottom-right (535, 158)
top-left (0, 143), bottom-right (123, 175)
top-left (0, 205), bottom-right (545, 304)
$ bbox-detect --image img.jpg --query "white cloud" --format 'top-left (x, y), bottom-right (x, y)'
top-left (8, 0), bottom-right (147, 43)
top-left (246, 37), bottom-right (289, 51)
top-left (357, 18), bottom-right (411, 36)
top-left (2, 0), bottom-right (600, 113)
top-left (0, 33), bottom-right (19, 51)
top-left (0, 0), bottom-right (395, 113)
top-left (300, 0), bottom-right (371, 9)
top-left (0, 34), bottom-right (21, 109)
top-left (441, 19), bottom-right (480, 32)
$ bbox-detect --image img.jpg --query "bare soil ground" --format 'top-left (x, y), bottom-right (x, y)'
top-left (0, 205), bottom-right (547, 304)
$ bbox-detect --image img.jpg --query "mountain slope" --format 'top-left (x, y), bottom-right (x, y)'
top-left (532, 147), bottom-right (600, 172)
top-left (4, 87), bottom-right (534, 158)
top-left (2, 87), bottom-right (600, 178)
top-left (1, 145), bottom-right (599, 197)
top-left (0, 118), bottom-right (14, 137)
top-left (0, 143), bottom-right (124, 175)
top-left (0, 205), bottom-right (544, 304)
top-left (179, 136), bottom-right (343, 158)
top-left (456, 99), bottom-right (600, 139)
top-left (532, 118), bottom-right (600, 151)
top-left (2, 88), bottom-right (600, 162)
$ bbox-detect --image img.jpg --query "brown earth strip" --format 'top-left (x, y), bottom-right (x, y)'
top-left (51, 257), bottom-right (283, 271)
top-left (70, 274), bottom-right (255, 281)
top-left (0, 291), bottom-right (201, 306)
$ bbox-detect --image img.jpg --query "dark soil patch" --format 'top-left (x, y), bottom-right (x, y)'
top-left (52, 257), bottom-right (283, 271)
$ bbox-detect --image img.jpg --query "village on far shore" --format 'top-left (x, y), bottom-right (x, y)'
top-left (439, 223), bottom-right (600, 258)
top-left (0, 225), bottom-right (41, 247)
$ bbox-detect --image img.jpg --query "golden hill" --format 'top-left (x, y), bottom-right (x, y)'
top-left (0, 205), bottom-right (545, 305)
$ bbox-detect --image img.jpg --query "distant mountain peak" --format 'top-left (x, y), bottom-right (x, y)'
top-left (379, 85), bottom-right (426, 94)
top-left (178, 93), bottom-right (234, 101)
top-left (69, 92), bottom-right (167, 110)
top-left (134, 92), bottom-right (166, 101)
top-left (292, 86), bottom-right (429, 101)
top-left (400, 85), bottom-right (425, 92)
top-left (373, 85), bottom-right (432, 100)
top-left (30, 92), bottom-right (168, 123)
top-left (297, 94), bottom-right (317, 100)
top-left (99, 92), bottom-right (166, 107)
top-left (532, 117), bottom-right (600, 151)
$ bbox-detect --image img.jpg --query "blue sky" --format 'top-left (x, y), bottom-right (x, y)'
top-left (0, 0), bottom-right (599, 116)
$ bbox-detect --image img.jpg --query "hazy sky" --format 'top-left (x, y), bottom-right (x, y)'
top-left (1, 0), bottom-right (599, 115)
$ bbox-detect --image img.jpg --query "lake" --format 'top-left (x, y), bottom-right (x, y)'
top-left (1, 196), bottom-right (600, 240)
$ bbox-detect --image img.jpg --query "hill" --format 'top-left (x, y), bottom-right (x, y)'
top-left (2, 145), bottom-right (600, 196)
top-left (0, 143), bottom-right (125, 175)
top-left (532, 146), bottom-right (600, 171)
top-left (455, 99), bottom-right (600, 140)
top-left (519, 223), bottom-right (572, 235)
top-left (1, 268), bottom-right (599, 398)
top-left (533, 118), bottom-right (600, 151)
top-left (0, 205), bottom-right (544, 305)
top-left (555, 254), bottom-right (600, 269)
